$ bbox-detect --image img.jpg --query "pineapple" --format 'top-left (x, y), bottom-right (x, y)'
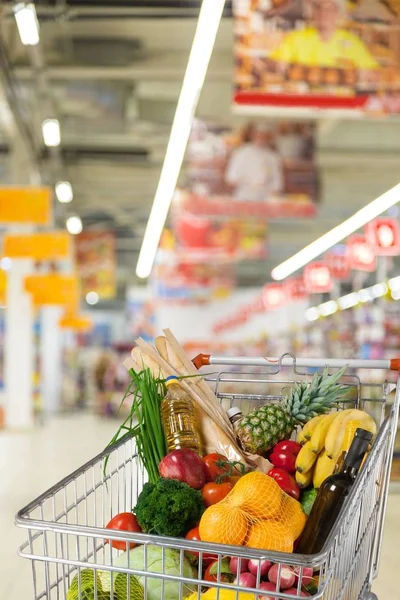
top-left (236, 366), bottom-right (348, 455)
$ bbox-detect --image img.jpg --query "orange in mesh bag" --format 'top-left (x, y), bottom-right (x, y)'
top-left (199, 472), bottom-right (306, 553)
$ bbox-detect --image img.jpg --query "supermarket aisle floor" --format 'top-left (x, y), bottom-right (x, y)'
top-left (0, 414), bottom-right (399, 599)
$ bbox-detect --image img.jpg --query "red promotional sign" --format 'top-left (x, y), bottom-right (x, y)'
top-left (325, 252), bottom-right (351, 280)
top-left (284, 277), bottom-right (308, 301)
top-left (365, 218), bottom-right (400, 256)
top-left (304, 262), bottom-right (333, 294)
top-left (263, 283), bottom-right (286, 310)
top-left (347, 235), bottom-right (377, 272)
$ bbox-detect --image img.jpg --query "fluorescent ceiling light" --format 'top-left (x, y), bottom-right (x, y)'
top-left (319, 300), bottom-right (338, 317)
top-left (370, 283), bottom-right (388, 299)
top-left (388, 276), bottom-right (400, 291)
top-left (55, 181), bottom-right (73, 204)
top-left (42, 118), bottom-right (61, 147)
top-left (272, 183), bottom-right (400, 281)
top-left (306, 307), bottom-right (320, 321)
top-left (86, 291), bottom-right (99, 306)
top-left (14, 3), bottom-right (40, 46)
top-left (66, 216), bottom-right (82, 235)
top-left (135, 0), bottom-right (226, 279)
top-left (392, 288), bottom-right (400, 300)
top-left (338, 292), bottom-right (359, 310)
top-left (0, 257), bottom-right (12, 271)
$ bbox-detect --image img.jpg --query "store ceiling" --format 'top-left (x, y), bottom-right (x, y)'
top-left (1, 1), bottom-right (400, 304)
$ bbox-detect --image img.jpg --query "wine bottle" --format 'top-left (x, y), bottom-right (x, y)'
top-left (297, 428), bottom-right (372, 554)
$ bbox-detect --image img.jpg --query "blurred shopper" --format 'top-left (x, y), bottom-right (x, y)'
top-left (225, 124), bottom-right (283, 202)
top-left (272, 0), bottom-right (379, 71)
top-left (94, 353), bottom-right (110, 415)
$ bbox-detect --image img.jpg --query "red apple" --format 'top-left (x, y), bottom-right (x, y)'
top-left (159, 449), bottom-right (206, 489)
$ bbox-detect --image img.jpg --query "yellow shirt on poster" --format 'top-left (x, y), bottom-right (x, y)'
top-left (272, 26), bottom-right (379, 69)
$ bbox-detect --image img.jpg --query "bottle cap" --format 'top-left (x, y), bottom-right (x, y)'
top-left (227, 407), bottom-right (243, 420)
top-left (355, 428), bottom-right (373, 442)
top-left (165, 375), bottom-right (179, 387)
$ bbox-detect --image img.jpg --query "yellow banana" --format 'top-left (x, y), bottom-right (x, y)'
top-left (325, 409), bottom-right (355, 458)
top-left (331, 411), bottom-right (376, 461)
top-left (296, 441), bottom-right (319, 474)
top-left (295, 468), bottom-right (314, 488)
top-left (313, 449), bottom-right (336, 489)
top-left (297, 415), bottom-right (326, 444)
top-left (310, 412), bottom-right (339, 454)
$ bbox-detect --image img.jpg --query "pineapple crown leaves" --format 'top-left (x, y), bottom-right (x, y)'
top-left (286, 365), bottom-right (349, 423)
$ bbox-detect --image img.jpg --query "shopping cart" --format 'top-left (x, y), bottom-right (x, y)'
top-left (16, 355), bottom-right (400, 600)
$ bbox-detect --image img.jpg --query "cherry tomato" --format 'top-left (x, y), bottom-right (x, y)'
top-left (185, 526), bottom-right (216, 563)
top-left (106, 512), bottom-right (142, 550)
top-left (201, 482), bottom-right (233, 507)
top-left (202, 453), bottom-right (230, 482)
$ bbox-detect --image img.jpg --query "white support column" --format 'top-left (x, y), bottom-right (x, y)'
top-left (40, 306), bottom-right (63, 413)
top-left (4, 259), bottom-right (34, 428)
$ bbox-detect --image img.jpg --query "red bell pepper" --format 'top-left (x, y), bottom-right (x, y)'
top-left (269, 440), bottom-right (302, 474)
top-left (267, 467), bottom-right (300, 500)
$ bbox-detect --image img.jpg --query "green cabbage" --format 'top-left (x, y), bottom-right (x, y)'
top-left (114, 545), bottom-right (197, 600)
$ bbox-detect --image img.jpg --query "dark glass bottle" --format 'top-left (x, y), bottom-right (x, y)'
top-left (297, 428), bottom-right (372, 554)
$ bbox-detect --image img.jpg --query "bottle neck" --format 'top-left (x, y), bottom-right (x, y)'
top-left (341, 435), bottom-right (370, 479)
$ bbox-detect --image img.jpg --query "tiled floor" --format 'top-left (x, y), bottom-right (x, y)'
top-left (0, 414), bottom-right (398, 599)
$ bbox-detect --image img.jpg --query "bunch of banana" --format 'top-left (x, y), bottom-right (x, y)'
top-left (295, 409), bottom-right (376, 489)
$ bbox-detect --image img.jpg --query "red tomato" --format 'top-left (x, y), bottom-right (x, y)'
top-left (106, 512), bottom-right (142, 550)
top-left (202, 482), bottom-right (233, 507)
top-left (202, 453), bottom-right (230, 482)
top-left (185, 526), bottom-right (216, 563)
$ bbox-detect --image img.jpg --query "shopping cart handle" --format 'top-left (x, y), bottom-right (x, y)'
top-left (192, 353), bottom-right (211, 369)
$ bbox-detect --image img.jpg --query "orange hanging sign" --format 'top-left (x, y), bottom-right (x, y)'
top-left (59, 313), bottom-right (93, 331)
top-left (24, 274), bottom-right (78, 306)
top-left (0, 187), bottom-right (51, 225)
top-left (4, 231), bottom-right (71, 260)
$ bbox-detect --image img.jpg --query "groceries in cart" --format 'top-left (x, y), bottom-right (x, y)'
top-left (65, 331), bottom-right (373, 600)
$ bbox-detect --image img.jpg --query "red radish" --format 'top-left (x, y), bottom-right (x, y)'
top-left (248, 559), bottom-right (272, 579)
top-left (258, 582), bottom-right (278, 599)
top-left (235, 572), bottom-right (257, 588)
top-left (285, 589), bottom-right (311, 597)
top-left (230, 557), bottom-right (250, 577)
top-left (159, 449), bottom-right (206, 489)
top-left (293, 567), bottom-right (313, 587)
top-left (268, 564), bottom-right (295, 589)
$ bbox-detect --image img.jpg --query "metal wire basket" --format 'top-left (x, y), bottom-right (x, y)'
top-left (16, 355), bottom-right (399, 600)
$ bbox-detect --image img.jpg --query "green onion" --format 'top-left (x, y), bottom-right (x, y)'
top-left (104, 368), bottom-right (167, 483)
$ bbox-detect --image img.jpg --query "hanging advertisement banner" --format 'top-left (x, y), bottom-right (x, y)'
top-left (347, 234), bottom-right (377, 271)
top-left (171, 212), bottom-right (268, 261)
top-left (0, 187), bottom-right (51, 225)
top-left (365, 217), bottom-right (400, 256)
top-left (263, 283), bottom-right (286, 309)
top-left (75, 231), bottom-right (116, 299)
top-left (233, 0), bottom-right (400, 115)
top-left (285, 276), bottom-right (308, 300)
top-left (152, 248), bottom-right (236, 305)
top-left (4, 231), bottom-right (71, 261)
top-left (59, 314), bottom-right (93, 331)
top-left (180, 118), bottom-right (318, 219)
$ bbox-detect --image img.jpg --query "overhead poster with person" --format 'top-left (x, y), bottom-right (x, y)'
top-left (178, 118), bottom-right (318, 219)
top-left (233, 0), bottom-right (400, 114)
